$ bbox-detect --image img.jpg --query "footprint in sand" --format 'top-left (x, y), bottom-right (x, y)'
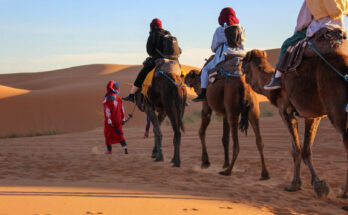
top-left (86, 211), bottom-right (103, 215)
top-left (91, 146), bottom-right (101, 155)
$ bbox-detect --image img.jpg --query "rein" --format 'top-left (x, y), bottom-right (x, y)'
top-left (156, 70), bottom-right (187, 87)
top-left (124, 102), bottom-right (137, 124)
top-left (308, 41), bottom-right (348, 82)
top-left (219, 68), bottom-right (245, 78)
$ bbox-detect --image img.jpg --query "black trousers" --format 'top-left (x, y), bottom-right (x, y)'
top-left (133, 58), bottom-right (156, 88)
top-left (107, 140), bottom-right (127, 152)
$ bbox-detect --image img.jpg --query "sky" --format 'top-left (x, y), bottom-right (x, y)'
top-left (1, 0), bottom-right (347, 74)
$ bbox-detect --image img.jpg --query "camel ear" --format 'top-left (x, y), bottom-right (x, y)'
top-left (262, 51), bottom-right (267, 58)
top-left (245, 51), bottom-right (253, 62)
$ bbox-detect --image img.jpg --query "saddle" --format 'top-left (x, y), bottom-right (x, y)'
top-left (141, 58), bottom-right (183, 98)
top-left (208, 54), bottom-right (244, 84)
top-left (278, 27), bottom-right (348, 73)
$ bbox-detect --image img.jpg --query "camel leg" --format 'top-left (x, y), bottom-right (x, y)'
top-left (222, 117), bottom-right (230, 169)
top-left (199, 103), bottom-right (212, 168)
top-left (281, 112), bottom-right (302, 192)
top-left (249, 105), bottom-right (270, 180)
top-left (147, 110), bottom-right (164, 162)
top-left (302, 118), bottom-right (330, 198)
top-left (219, 116), bottom-right (239, 176)
top-left (167, 109), bottom-right (181, 167)
top-left (151, 112), bottom-right (166, 158)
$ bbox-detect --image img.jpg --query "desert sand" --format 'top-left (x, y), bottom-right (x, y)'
top-left (0, 49), bottom-right (347, 214)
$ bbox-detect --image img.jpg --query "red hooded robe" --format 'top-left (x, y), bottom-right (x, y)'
top-left (103, 81), bottom-right (126, 145)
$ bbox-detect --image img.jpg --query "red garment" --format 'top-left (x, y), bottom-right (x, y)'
top-left (103, 95), bottom-right (126, 145)
top-left (218, 7), bottom-right (239, 26)
top-left (150, 18), bottom-right (162, 29)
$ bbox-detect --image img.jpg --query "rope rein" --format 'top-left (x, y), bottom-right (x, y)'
top-left (308, 41), bottom-right (348, 82)
top-left (156, 70), bottom-right (187, 87)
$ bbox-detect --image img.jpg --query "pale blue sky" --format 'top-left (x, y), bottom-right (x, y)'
top-left (1, 0), bottom-right (346, 74)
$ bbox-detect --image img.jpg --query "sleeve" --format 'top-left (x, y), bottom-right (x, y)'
top-left (146, 33), bottom-right (156, 56)
top-left (211, 27), bottom-right (227, 53)
top-left (295, 1), bottom-right (313, 33)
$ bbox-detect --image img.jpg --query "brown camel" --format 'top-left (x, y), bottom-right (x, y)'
top-left (242, 49), bottom-right (348, 198)
top-left (184, 61), bottom-right (270, 179)
top-left (135, 59), bottom-right (187, 167)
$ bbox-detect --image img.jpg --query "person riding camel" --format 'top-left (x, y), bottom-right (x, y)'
top-left (103, 80), bottom-right (128, 154)
top-left (122, 18), bottom-right (181, 102)
top-left (264, 0), bottom-right (348, 90)
top-left (192, 7), bottom-right (246, 102)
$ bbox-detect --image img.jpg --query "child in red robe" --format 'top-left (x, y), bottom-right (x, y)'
top-left (103, 80), bottom-right (128, 154)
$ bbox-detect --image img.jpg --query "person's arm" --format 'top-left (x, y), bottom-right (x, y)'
top-left (295, 1), bottom-right (313, 33)
top-left (104, 104), bottom-right (113, 126)
top-left (146, 32), bottom-right (156, 56)
top-left (211, 27), bottom-right (227, 53)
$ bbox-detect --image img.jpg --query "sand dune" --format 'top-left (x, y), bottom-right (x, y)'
top-left (0, 64), bottom-right (200, 137)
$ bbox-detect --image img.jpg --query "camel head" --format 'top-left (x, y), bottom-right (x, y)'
top-left (242, 49), bottom-right (274, 94)
top-left (184, 69), bottom-right (201, 94)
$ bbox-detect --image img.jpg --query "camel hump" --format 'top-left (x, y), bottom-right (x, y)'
top-left (278, 27), bottom-right (348, 73)
top-left (304, 27), bottom-right (348, 57)
top-left (155, 58), bottom-right (182, 76)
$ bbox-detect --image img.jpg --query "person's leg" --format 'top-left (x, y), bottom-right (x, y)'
top-left (264, 29), bottom-right (307, 90)
top-left (193, 55), bottom-right (220, 102)
top-left (123, 58), bottom-right (156, 102)
top-left (104, 144), bottom-right (112, 154)
top-left (120, 140), bottom-right (128, 154)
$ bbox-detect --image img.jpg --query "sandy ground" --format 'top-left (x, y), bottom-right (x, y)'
top-left (1, 49), bottom-right (348, 214)
top-left (0, 112), bottom-right (347, 215)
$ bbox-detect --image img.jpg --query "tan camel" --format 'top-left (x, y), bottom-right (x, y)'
top-left (242, 49), bottom-right (348, 198)
top-left (135, 59), bottom-right (187, 167)
top-left (184, 64), bottom-right (269, 180)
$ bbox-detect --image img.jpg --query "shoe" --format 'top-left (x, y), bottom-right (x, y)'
top-left (104, 151), bottom-right (112, 155)
top-left (192, 89), bottom-right (206, 102)
top-left (124, 149), bottom-right (129, 154)
top-left (264, 77), bottom-right (281, 90)
top-left (122, 94), bottom-right (135, 102)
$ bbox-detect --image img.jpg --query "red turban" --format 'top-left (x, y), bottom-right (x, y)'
top-left (150, 18), bottom-right (162, 30)
top-left (218, 7), bottom-right (239, 26)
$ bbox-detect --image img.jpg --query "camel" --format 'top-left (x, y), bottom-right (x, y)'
top-left (134, 59), bottom-right (187, 167)
top-left (184, 59), bottom-right (270, 180)
top-left (242, 49), bottom-right (348, 198)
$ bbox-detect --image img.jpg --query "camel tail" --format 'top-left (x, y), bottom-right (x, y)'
top-left (238, 84), bottom-right (250, 136)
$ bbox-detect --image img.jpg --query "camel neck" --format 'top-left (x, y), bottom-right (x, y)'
top-left (255, 70), bottom-right (275, 100)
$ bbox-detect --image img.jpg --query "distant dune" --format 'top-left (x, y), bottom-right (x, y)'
top-left (0, 49), bottom-right (279, 137)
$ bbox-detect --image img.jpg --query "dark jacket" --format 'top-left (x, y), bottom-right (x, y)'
top-left (146, 28), bottom-right (171, 59)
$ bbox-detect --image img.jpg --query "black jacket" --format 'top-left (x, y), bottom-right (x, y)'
top-left (146, 28), bottom-right (171, 59)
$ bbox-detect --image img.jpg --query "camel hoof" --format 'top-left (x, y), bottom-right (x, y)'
top-left (222, 163), bottom-right (229, 169)
top-left (314, 180), bottom-right (330, 199)
top-left (342, 206), bottom-right (348, 211)
top-left (154, 156), bottom-right (164, 162)
top-left (151, 154), bottom-right (156, 159)
top-left (260, 171), bottom-right (270, 180)
top-left (201, 162), bottom-right (211, 169)
top-left (284, 184), bottom-right (301, 192)
top-left (172, 163), bottom-right (180, 168)
top-left (219, 170), bottom-right (231, 176)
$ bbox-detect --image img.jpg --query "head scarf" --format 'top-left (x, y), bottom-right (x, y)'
top-left (150, 18), bottom-right (162, 30)
top-left (105, 80), bottom-right (120, 101)
top-left (218, 7), bottom-right (239, 26)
